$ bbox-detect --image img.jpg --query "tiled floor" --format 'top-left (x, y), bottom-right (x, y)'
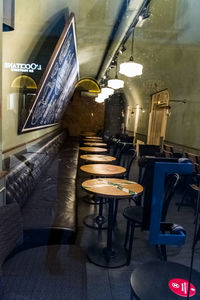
top-left (76, 159), bottom-right (200, 300)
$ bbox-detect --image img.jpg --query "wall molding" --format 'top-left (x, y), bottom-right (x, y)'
top-left (134, 132), bottom-right (200, 156)
top-left (2, 128), bottom-right (60, 156)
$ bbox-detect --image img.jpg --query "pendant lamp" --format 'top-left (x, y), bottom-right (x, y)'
top-left (107, 62), bottom-right (124, 90)
top-left (95, 93), bottom-right (106, 103)
top-left (119, 29), bottom-right (143, 77)
top-left (95, 98), bottom-right (105, 103)
top-left (101, 87), bottom-right (114, 96)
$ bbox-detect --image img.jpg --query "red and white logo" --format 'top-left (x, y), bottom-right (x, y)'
top-left (169, 278), bottom-right (196, 297)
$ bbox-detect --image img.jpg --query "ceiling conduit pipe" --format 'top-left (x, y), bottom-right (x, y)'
top-left (97, 0), bottom-right (151, 82)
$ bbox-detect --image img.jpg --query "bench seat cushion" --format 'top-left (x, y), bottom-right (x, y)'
top-left (1, 245), bottom-right (87, 300)
top-left (22, 178), bottom-right (76, 230)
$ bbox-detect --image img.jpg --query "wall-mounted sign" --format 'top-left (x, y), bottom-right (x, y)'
top-left (4, 62), bottom-right (42, 73)
top-left (19, 13), bottom-right (79, 133)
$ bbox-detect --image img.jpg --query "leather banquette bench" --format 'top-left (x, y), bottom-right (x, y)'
top-left (4, 129), bottom-right (80, 247)
top-left (0, 130), bottom-right (87, 299)
top-left (0, 202), bottom-right (87, 300)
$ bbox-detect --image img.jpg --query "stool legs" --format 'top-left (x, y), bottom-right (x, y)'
top-left (124, 221), bottom-right (130, 249)
top-left (124, 220), bottom-right (136, 265)
top-left (160, 244), bottom-right (167, 261)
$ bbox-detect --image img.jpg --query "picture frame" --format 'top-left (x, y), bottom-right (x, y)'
top-left (20, 13), bottom-right (79, 133)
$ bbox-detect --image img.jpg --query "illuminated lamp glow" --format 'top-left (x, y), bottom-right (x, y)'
top-left (11, 75), bottom-right (37, 89)
top-left (95, 97), bottom-right (105, 103)
top-left (107, 79), bottom-right (124, 89)
top-left (95, 92), bottom-right (107, 103)
top-left (119, 60), bottom-right (143, 77)
top-left (101, 87), bottom-right (114, 96)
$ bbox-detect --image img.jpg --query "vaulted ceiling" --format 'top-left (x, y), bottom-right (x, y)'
top-left (73, 0), bottom-right (200, 83)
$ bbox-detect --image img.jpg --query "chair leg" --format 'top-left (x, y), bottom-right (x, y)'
top-left (124, 220), bottom-right (130, 249)
top-left (127, 223), bottom-right (135, 265)
top-left (177, 189), bottom-right (188, 211)
top-left (160, 245), bottom-right (167, 261)
top-left (138, 167), bottom-right (142, 184)
top-left (113, 199), bottom-right (119, 226)
top-left (194, 223), bottom-right (200, 246)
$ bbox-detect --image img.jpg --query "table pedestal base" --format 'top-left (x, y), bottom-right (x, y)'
top-left (83, 215), bottom-right (108, 230)
top-left (87, 243), bottom-right (127, 268)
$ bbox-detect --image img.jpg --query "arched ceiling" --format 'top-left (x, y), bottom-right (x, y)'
top-left (73, 0), bottom-right (200, 148)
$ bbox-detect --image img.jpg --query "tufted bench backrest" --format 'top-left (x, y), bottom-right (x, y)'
top-left (5, 131), bottom-right (66, 207)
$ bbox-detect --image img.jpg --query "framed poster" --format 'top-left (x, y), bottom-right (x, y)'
top-left (20, 13), bottom-right (79, 133)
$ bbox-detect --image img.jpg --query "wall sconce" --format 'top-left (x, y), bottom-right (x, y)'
top-left (131, 106), bottom-right (145, 114)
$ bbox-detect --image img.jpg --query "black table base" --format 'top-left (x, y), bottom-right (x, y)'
top-left (87, 243), bottom-right (127, 268)
top-left (83, 215), bottom-right (108, 230)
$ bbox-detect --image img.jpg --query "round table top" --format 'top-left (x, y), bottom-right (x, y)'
top-left (80, 154), bottom-right (116, 163)
top-left (84, 142), bottom-right (107, 147)
top-left (84, 138), bottom-right (104, 142)
top-left (79, 147), bottom-right (107, 153)
top-left (80, 132), bottom-right (97, 137)
top-left (85, 136), bottom-right (103, 140)
top-left (82, 178), bottom-right (143, 198)
top-left (80, 164), bottom-right (126, 176)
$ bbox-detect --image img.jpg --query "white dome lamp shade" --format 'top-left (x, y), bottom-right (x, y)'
top-left (119, 28), bottom-right (143, 78)
top-left (119, 57), bottom-right (143, 77)
top-left (95, 92), bottom-right (107, 103)
top-left (107, 77), bottom-right (124, 89)
top-left (95, 98), bottom-right (105, 103)
top-left (107, 61), bottom-right (124, 90)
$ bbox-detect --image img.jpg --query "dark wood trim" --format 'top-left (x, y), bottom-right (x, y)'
top-left (150, 88), bottom-right (168, 97)
top-left (134, 134), bottom-right (200, 155)
top-left (3, 128), bottom-right (60, 154)
top-left (164, 140), bottom-right (200, 155)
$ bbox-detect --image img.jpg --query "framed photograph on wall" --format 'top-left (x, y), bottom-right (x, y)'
top-left (19, 13), bottom-right (79, 133)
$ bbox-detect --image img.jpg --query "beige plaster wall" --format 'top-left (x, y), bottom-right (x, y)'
top-left (121, 0), bottom-right (200, 150)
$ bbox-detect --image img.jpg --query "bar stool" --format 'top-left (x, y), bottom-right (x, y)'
top-left (130, 261), bottom-right (200, 299)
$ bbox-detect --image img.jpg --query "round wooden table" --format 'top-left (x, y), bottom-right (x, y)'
top-left (84, 138), bottom-right (103, 142)
top-left (80, 154), bottom-right (116, 163)
top-left (79, 147), bottom-right (107, 153)
top-left (80, 165), bottom-right (126, 230)
top-left (80, 132), bottom-right (96, 137)
top-left (80, 164), bottom-right (126, 176)
top-left (84, 142), bottom-right (107, 147)
top-left (82, 178), bottom-right (143, 268)
top-left (85, 136), bottom-right (103, 140)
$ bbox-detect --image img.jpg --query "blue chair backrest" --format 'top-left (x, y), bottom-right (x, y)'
top-left (149, 160), bottom-right (193, 245)
top-left (141, 157), bottom-right (179, 230)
